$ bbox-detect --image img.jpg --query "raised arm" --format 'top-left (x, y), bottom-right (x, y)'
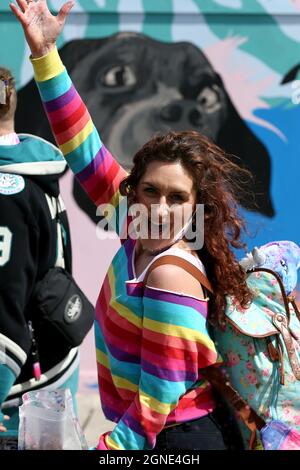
top-left (10, 0), bottom-right (129, 237)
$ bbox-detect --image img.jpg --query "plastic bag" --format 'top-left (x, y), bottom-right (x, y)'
top-left (18, 389), bottom-right (88, 450)
top-left (261, 420), bottom-right (300, 450)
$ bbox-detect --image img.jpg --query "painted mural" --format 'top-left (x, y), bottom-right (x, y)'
top-left (1, 0), bottom-right (300, 390)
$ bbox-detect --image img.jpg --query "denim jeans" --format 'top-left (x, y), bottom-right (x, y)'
top-left (154, 406), bottom-right (244, 451)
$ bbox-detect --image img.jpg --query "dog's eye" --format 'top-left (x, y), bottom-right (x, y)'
top-left (197, 86), bottom-right (221, 113)
top-left (280, 259), bottom-right (288, 272)
top-left (101, 65), bottom-right (137, 88)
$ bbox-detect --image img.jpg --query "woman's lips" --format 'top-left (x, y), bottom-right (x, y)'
top-left (148, 220), bottom-right (170, 236)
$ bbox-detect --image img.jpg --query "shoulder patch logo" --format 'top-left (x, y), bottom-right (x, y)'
top-left (0, 173), bottom-right (25, 195)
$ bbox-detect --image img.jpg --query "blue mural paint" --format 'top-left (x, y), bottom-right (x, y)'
top-left (242, 103), bottom-right (300, 250)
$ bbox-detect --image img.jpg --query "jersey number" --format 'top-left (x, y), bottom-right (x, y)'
top-left (0, 227), bottom-right (12, 266)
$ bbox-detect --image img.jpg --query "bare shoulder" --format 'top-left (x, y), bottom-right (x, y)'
top-left (146, 263), bottom-right (205, 300)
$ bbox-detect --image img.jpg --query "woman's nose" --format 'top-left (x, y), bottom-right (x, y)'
top-left (152, 201), bottom-right (170, 223)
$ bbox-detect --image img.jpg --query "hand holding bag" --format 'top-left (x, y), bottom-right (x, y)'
top-left (18, 389), bottom-right (88, 450)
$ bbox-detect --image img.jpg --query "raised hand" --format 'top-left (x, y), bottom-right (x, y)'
top-left (10, 0), bottom-right (74, 58)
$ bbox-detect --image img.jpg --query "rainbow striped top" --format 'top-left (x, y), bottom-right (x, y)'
top-left (32, 48), bottom-right (222, 451)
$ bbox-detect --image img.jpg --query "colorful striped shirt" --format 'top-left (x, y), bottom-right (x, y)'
top-left (31, 47), bottom-right (222, 450)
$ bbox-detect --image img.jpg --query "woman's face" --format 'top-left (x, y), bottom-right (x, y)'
top-left (132, 160), bottom-right (197, 251)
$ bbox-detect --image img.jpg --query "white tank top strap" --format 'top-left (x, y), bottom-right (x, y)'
top-left (135, 246), bottom-right (206, 283)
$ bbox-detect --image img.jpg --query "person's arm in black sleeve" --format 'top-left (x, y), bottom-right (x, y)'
top-left (0, 188), bottom-right (39, 411)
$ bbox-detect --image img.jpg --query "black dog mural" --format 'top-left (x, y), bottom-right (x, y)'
top-left (16, 32), bottom-right (274, 221)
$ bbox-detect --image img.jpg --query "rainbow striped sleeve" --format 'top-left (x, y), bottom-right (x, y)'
top-left (31, 47), bottom-right (128, 237)
top-left (101, 287), bottom-right (220, 450)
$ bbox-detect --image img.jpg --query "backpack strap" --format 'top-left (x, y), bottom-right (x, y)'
top-left (253, 268), bottom-right (291, 323)
top-left (200, 366), bottom-right (266, 449)
top-left (289, 295), bottom-right (300, 323)
top-left (254, 268), bottom-right (300, 381)
top-left (143, 254), bottom-right (214, 294)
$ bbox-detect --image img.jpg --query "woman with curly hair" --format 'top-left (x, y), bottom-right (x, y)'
top-left (11, 0), bottom-right (253, 450)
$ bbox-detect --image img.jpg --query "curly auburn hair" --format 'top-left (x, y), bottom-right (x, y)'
top-left (119, 130), bottom-right (254, 327)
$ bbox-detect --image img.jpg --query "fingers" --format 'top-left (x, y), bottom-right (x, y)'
top-left (16, 0), bottom-right (28, 13)
top-left (0, 416), bottom-right (9, 433)
top-left (57, 1), bottom-right (75, 25)
top-left (9, 2), bottom-right (26, 24)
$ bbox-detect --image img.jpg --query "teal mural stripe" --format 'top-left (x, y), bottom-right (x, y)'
top-left (264, 98), bottom-right (293, 108)
top-left (195, 1), bottom-right (300, 75)
top-left (142, 0), bottom-right (173, 42)
top-left (89, 0), bottom-right (119, 14)
top-left (77, 0), bottom-right (105, 12)
top-left (0, 13), bottom-right (26, 89)
top-left (3, 1), bottom-right (300, 14)
top-left (85, 13), bottom-right (120, 38)
top-left (193, 0), bottom-right (300, 15)
top-left (142, 0), bottom-right (173, 14)
top-left (86, 0), bottom-right (120, 37)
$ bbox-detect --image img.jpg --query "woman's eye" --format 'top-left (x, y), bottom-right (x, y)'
top-left (197, 85), bottom-right (221, 113)
top-left (101, 65), bottom-right (137, 88)
top-left (144, 187), bottom-right (156, 194)
top-left (170, 194), bottom-right (184, 202)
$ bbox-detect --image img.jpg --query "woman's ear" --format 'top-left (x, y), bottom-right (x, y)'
top-left (127, 189), bottom-right (137, 206)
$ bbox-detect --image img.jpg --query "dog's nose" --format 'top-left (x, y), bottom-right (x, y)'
top-left (160, 103), bottom-right (182, 122)
top-left (188, 108), bottom-right (203, 127)
top-left (160, 101), bottom-right (203, 127)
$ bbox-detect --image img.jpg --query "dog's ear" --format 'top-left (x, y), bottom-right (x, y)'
top-left (58, 37), bottom-right (111, 72)
top-left (217, 97), bottom-right (275, 218)
top-left (15, 37), bottom-right (112, 139)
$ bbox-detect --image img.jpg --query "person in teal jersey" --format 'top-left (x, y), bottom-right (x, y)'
top-left (0, 66), bottom-right (79, 450)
